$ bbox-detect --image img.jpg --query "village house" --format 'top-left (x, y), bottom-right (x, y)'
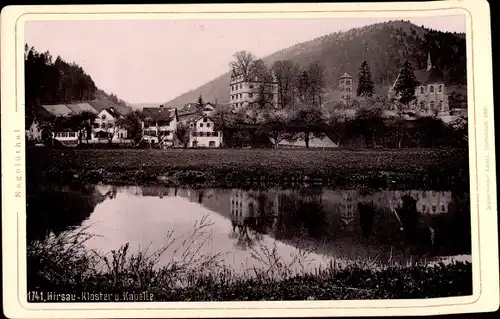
top-left (93, 107), bottom-right (128, 142)
top-left (141, 105), bottom-right (179, 147)
top-left (188, 116), bottom-right (223, 148)
top-left (26, 102), bottom-right (131, 146)
top-left (202, 102), bottom-right (216, 116)
top-left (388, 53), bottom-right (449, 115)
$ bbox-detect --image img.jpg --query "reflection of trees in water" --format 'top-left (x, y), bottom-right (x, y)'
top-left (27, 184), bottom-right (106, 242)
top-left (274, 194), bottom-right (327, 241)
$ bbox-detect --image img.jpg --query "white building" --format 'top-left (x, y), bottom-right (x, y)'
top-left (141, 106), bottom-right (179, 147)
top-left (229, 69), bottom-right (279, 112)
top-left (201, 102), bottom-right (217, 117)
top-left (188, 116), bottom-right (223, 148)
top-left (93, 107), bottom-right (128, 142)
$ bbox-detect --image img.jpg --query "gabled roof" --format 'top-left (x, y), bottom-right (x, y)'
top-left (66, 103), bottom-right (98, 114)
top-left (340, 72), bottom-right (352, 79)
top-left (142, 107), bottom-right (177, 122)
top-left (88, 100), bottom-right (131, 116)
top-left (42, 104), bottom-right (74, 117)
top-left (414, 67), bottom-right (444, 85)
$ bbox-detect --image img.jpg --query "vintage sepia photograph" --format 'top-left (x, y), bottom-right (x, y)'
top-left (1, 1), bottom-right (498, 317)
top-left (23, 14), bottom-right (473, 302)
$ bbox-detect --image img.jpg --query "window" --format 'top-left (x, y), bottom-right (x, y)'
top-left (249, 93), bottom-right (253, 98)
top-left (429, 85), bottom-right (434, 93)
top-left (346, 80), bottom-right (351, 85)
top-left (107, 122), bottom-right (113, 129)
top-left (439, 100), bottom-right (443, 110)
top-left (200, 123), bottom-right (203, 128)
top-left (239, 84), bottom-right (242, 89)
top-left (190, 123), bottom-right (194, 128)
top-left (420, 86), bottom-right (424, 94)
top-left (422, 205), bottom-right (426, 212)
top-left (438, 85), bottom-right (442, 93)
top-left (199, 132), bottom-right (205, 137)
top-left (207, 123), bottom-right (211, 127)
top-left (101, 123), bottom-right (106, 129)
top-left (340, 80), bottom-right (344, 84)
top-left (432, 205), bottom-right (437, 213)
top-left (441, 205), bottom-right (446, 212)
top-left (209, 141), bottom-right (216, 147)
top-left (191, 132), bottom-right (197, 137)
top-left (203, 118), bottom-right (208, 122)
top-left (430, 101), bottom-right (435, 109)
top-left (250, 84), bottom-right (254, 89)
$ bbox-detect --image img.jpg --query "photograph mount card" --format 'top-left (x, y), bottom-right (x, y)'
top-left (1, 1), bottom-right (498, 318)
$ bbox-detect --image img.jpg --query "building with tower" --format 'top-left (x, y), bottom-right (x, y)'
top-left (388, 53), bottom-right (449, 115)
top-left (338, 73), bottom-right (354, 105)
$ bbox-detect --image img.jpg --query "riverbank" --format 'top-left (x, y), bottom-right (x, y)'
top-left (27, 226), bottom-right (473, 302)
top-left (27, 147), bottom-right (470, 190)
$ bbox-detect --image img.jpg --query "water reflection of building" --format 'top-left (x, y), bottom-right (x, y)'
top-left (416, 191), bottom-right (452, 215)
top-left (340, 190), bottom-right (358, 225)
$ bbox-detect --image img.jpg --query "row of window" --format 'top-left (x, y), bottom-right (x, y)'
top-left (341, 95), bottom-right (352, 100)
top-left (419, 85), bottom-right (443, 94)
top-left (422, 204), bottom-right (447, 213)
top-left (55, 132), bottom-right (77, 138)
top-left (100, 122), bottom-right (114, 129)
top-left (340, 87), bottom-right (352, 92)
top-left (191, 131), bottom-right (219, 137)
top-left (340, 80), bottom-right (352, 85)
top-left (189, 122), bottom-right (211, 128)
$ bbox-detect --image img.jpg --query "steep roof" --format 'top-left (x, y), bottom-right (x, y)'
top-left (142, 107), bottom-right (177, 122)
top-left (88, 100), bottom-right (131, 116)
top-left (66, 103), bottom-right (98, 114)
top-left (414, 67), bottom-right (444, 85)
top-left (41, 104), bottom-right (74, 117)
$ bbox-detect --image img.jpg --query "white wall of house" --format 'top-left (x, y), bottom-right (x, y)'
top-left (27, 121), bottom-right (42, 141)
top-left (93, 109), bottom-right (128, 140)
top-left (142, 116), bottom-right (178, 145)
top-left (189, 117), bottom-right (223, 148)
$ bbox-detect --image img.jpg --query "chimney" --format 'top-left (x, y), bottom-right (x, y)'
top-left (159, 104), bottom-right (164, 108)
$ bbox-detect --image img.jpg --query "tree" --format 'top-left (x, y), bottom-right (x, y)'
top-left (288, 106), bottom-right (326, 148)
top-left (116, 110), bottom-right (144, 141)
top-left (250, 59), bottom-right (275, 109)
top-left (352, 107), bottom-right (384, 148)
top-left (306, 61), bottom-right (325, 107)
top-left (257, 114), bottom-right (297, 148)
top-left (394, 60), bottom-right (418, 107)
top-left (271, 60), bottom-right (300, 109)
top-left (52, 111), bottom-right (97, 143)
top-left (174, 122), bottom-right (190, 148)
top-left (196, 94), bottom-right (205, 111)
top-left (229, 51), bottom-right (256, 79)
top-left (356, 60), bottom-right (375, 98)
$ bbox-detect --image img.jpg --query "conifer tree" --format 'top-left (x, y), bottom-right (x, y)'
top-left (196, 94), bottom-right (205, 112)
top-left (394, 60), bottom-right (418, 107)
top-left (356, 60), bottom-right (375, 98)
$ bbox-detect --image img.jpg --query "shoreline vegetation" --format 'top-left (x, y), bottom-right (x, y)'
top-left (27, 147), bottom-right (472, 301)
top-left (28, 218), bottom-right (473, 302)
top-left (27, 147), bottom-right (469, 191)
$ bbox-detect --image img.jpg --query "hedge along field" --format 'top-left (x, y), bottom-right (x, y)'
top-left (27, 147), bottom-right (470, 190)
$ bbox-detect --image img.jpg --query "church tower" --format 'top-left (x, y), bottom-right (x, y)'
top-left (426, 52), bottom-right (433, 71)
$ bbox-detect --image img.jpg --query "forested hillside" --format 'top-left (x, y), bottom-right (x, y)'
top-left (164, 20), bottom-right (466, 107)
top-left (25, 44), bottom-right (130, 117)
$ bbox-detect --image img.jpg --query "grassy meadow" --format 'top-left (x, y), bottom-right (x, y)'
top-left (27, 147), bottom-right (469, 190)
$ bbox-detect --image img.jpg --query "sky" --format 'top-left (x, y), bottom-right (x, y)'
top-left (25, 15), bottom-right (465, 104)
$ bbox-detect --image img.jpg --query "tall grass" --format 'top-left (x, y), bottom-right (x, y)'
top-left (27, 215), bottom-right (473, 301)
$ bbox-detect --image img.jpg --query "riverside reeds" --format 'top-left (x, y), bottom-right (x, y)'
top-left (27, 215), bottom-right (473, 302)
